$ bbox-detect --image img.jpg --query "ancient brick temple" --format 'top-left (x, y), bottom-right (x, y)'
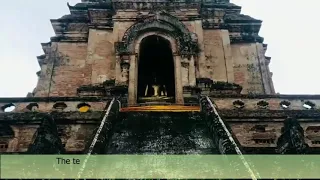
top-left (0, 0), bottom-right (319, 155)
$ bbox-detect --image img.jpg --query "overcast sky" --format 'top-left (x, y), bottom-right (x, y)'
top-left (0, 0), bottom-right (319, 97)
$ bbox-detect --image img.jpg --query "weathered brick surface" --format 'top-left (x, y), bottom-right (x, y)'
top-left (202, 30), bottom-right (228, 81)
top-left (58, 124), bottom-right (98, 152)
top-left (10, 125), bottom-right (39, 152)
top-left (3, 124), bottom-right (99, 153)
top-left (229, 122), bottom-right (282, 147)
top-left (231, 43), bottom-right (265, 94)
top-left (229, 121), bottom-right (320, 148)
top-left (87, 29), bottom-right (116, 84)
top-left (41, 42), bottom-right (91, 97)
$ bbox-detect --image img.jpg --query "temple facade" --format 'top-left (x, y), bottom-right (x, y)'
top-left (0, 0), bottom-right (319, 155)
top-left (32, 0), bottom-right (275, 105)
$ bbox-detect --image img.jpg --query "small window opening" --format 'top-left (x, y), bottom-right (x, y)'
top-left (311, 141), bottom-right (320, 145)
top-left (233, 100), bottom-right (245, 109)
top-left (303, 101), bottom-right (316, 110)
top-left (57, 127), bottom-right (64, 136)
top-left (280, 101), bottom-right (291, 109)
top-left (1, 104), bottom-right (16, 112)
top-left (53, 102), bottom-right (67, 111)
top-left (281, 127), bottom-right (285, 133)
top-left (254, 139), bottom-right (274, 144)
top-left (257, 100), bottom-right (269, 109)
top-left (26, 103), bottom-right (39, 112)
top-left (77, 103), bottom-right (91, 113)
top-left (306, 126), bottom-right (320, 133)
top-left (0, 142), bottom-right (8, 151)
top-left (253, 125), bottom-right (266, 132)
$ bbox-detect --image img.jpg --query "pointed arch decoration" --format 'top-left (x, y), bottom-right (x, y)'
top-left (115, 11), bottom-right (200, 58)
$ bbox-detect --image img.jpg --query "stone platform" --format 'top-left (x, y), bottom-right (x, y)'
top-left (120, 105), bottom-right (201, 112)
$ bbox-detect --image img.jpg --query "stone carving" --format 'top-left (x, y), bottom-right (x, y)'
top-left (115, 11), bottom-right (199, 58)
top-left (120, 62), bottom-right (129, 83)
top-left (114, 42), bottom-right (127, 55)
top-left (276, 117), bottom-right (308, 154)
top-left (200, 97), bottom-right (237, 154)
top-left (27, 114), bottom-right (65, 154)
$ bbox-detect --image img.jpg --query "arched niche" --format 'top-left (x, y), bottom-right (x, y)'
top-left (125, 32), bottom-right (184, 105)
top-left (115, 11), bottom-right (199, 105)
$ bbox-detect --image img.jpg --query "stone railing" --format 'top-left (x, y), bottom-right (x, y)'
top-left (209, 94), bottom-right (320, 111)
top-left (200, 96), bottom-right (239, 154)
top-left (0, 97), bottom-right (113, 113)
top-left (207, 94), bottom-right (320, 152)
top-left (0, 97), bottom-right (119, 154)
top-left (83, 98), bottom-right (120, 154)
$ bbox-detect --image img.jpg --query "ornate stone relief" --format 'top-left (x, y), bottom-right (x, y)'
top-left (120, 56), bottom-right (130, 83)
top-left (114, 11), bottom-right (200, 59)
top-left (276, 117), bottom-right (308, 154)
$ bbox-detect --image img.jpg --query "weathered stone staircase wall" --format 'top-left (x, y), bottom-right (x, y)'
top-left (84, 99), bottom-right (120, 154)
top-left (83, 96), bottom-right (245, 155)
top-left (106, 111), bottom-right (217, 154)
top-left (200, 96), bottom-right (240, 154)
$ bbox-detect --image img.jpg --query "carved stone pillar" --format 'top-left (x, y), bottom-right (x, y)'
top-left (115, 55), bottom-right (122, 85)
top-left (181, 58), bottom-right (189, 87)
top-left (173, 55), bottom-right (184, 104)
top-left (120, 56), bottom-right (130, 85)
top-left (116, 55), bottom-right (131, 86)
top-left (189, 55), bottom-right (196, 86)
top-left (128, 55), bottom-right (137, 106)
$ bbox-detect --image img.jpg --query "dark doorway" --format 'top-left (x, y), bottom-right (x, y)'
top-left (137, 35), bottom-right (175, 103)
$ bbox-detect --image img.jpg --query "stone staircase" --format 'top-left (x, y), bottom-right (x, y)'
top-left (105, 111), bottom-right (218, 154)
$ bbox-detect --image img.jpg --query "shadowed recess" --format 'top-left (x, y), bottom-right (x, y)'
top-left (137, 35), bottom-right (175, 102)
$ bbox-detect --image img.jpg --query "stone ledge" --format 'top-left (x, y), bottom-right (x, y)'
top-left (242, 147), bottom-right (320, 154)
top-left (219, 110), bottom-right (320, 119)
top-left (0, 97), bottom-right (113, 103)
top-left (209, 94), bottom-right (320, 99)
top-left (0, 111), bottom-right (104, 124)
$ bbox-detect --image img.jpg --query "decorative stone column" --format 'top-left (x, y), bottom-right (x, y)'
top-left (181, 58), bottom-right (190, 86)
top-left (120, 56), bottom-right (130, 85)
top-left (115, 55), bottom-right (122, 85)
top-left (121, 62), bottom-right (129, 84)
top-left (173, 55), bottom-right (184, 104)
top-left (128, 54), bottom-right (137, 106)
top-left (189, 55), bottom-right (196, 86)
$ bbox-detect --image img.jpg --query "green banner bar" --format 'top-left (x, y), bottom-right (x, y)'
top-left (1, 155), bottom-right (320, 179)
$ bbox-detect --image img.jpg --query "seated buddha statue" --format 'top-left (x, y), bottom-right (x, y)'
top-left (144, 77), bottom-right (167, 97)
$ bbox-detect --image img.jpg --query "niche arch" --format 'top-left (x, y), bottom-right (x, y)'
top-left (115, 11), bottom-right (199, 57)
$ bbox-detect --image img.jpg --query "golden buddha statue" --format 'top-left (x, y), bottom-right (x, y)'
top-left (144, 77), bottom-right (167, 97)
